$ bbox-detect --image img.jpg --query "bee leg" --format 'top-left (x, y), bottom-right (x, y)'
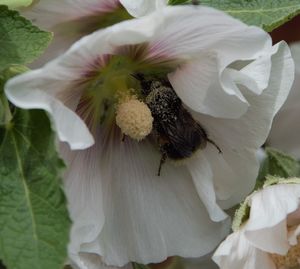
top-left (121, 134), bottom-right (126, 142)
top-left (207, 138), bottom-right (222, 154)
top-left (157, 153), bottom-right (167, 176)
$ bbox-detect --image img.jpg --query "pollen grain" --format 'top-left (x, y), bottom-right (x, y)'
top-left (115, 95), bottom-right (153, 141)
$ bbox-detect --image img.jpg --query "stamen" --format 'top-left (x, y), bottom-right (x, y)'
top-left (271, 237), bottom-right (300, 268)
top-left (115, 91), bottom-right (153, 141)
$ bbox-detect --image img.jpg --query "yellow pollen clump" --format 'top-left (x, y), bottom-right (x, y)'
top-left (271, 237), bottom-right (300, 268)
top-left (115, 95), bottom-right (153, 141)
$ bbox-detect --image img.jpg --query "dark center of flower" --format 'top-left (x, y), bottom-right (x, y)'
top-left (75, 44), bottom-right (176, 134)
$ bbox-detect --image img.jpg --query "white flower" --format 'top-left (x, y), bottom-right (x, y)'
top-left (268, 42), bottom-right (300, 159)
top-left (22, 0), bottom-right (166, 67)
top-left (213, 182), bottom-right (300, 269)
top-left (5, 5), bottom-right (293, 269)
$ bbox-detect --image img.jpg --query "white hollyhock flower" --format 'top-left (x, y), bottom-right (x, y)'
top-left (22, 0), bottom-right (166, 66)
top-left (5, 5), bottom-right (293, 269)
top-left (213, 181), bottom-right (300, 269)
top-left (268, 42), bottom-right (300, 159)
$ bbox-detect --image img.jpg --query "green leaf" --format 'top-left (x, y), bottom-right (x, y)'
top-left (168, 0), bottom-right (300, 32)
top-left (0, 0), bottom-right (32, 9)
top-left (0, 108), bottom-right (71, 269)
top-left (264, 147), bottom-right (300, 178)
top-left (0, 65), bottom-right (29, 124)
top-left (0, 5), bottom-right (52, 70)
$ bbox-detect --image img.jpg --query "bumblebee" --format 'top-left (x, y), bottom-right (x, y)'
top-left (133, 73), bottom-right (221, 176)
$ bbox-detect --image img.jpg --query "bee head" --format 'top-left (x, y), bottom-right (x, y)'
top-left (131, 73), bottom-right (153, 96)
top-left (150, 81), bottom-right (164, 91)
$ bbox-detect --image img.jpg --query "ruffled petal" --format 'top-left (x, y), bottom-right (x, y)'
top-left (59, 142), bottom-right (105, 262)
top-left (22, 0), bottom-right (128, 67)
top-left (69, 128), bottom-right (230, 266)
top-left (5, 70), bottom-right (94, 149)
top-left (288, 225), bottom-right (300, 246)
top-left (213, 231), bottom-right (276, 269)
top-left (120, 0), bottom-right (167, 17)
top-left (244, 184), bottom-right (300, 255)
top-left (191, 41), bottom-right (294, 208)
top-left (287, 207), bottom-right (300, 227)
top-left (5, 17), bottom-right (158, 148)
top-left (148, 7), bottom-right (271, 64)
top-left (168, 56), bottom-right (249, 118)
top-left (186, 152), bottom-right (228, 222)
top-left (22, 0), bottom-right (120, 29)
top-left (70, 252), bottom-right (133, 269)
top-left (147, 6), bottom-right (272, 118)
top-left (268, 42), bottom-right (300, 158)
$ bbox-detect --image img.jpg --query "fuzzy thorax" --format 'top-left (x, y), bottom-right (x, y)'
top-left (115, 93), bottom-right (153, 141)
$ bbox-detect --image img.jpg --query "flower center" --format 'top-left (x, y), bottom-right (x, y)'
top-left (76, 46), bottom-right (176, 135)
top-left (271, 236), bottom-right (300, 269)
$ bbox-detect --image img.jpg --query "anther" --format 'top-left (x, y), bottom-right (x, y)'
top-left (115, 93), bottom-right (153, 141)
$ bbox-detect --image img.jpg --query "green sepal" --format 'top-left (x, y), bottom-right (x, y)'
top-left (232, 197), bottom-right (250, 232)
top-left (233, 175), bottom-right (300, 231)
top-left (263, 175), bottom-right (300, 188)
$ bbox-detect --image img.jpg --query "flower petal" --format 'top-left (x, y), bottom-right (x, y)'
top-left (22, 0), bottom-right (130, 67)
top-left (148, 7), bottom-right (271, 65)
top-left (148, 6), bottom-right (272, 118)
top-left (70, 252), bottom-right (133, 269)
top-left (120, 0), bottom-right (167, 17)
top-left (244, 184), bottom-right (300, 254)
top-left (268, 42), bottom-right (300, 158)
top-left (168, 56), bottom-right (249, 119)
top-left (68, 128), bottom-right (230, 266)
top-left (5, 20), bottom-right (150, 149)
top-left (191, 41), bottom-right (294, 208)
top-left (22, 0), bottom-right (120, 29)
top-left (288, 225), bottom-right (300, 246)
top-left (5, 70), bottom-right (94, 149)
top-left (233, 52), bottom-right (272, 95)
top-left (213, 230), bottom-right (276, 269)
top-left (186, 152), bottom-right (228, 222)
top-left (59, 142), bottom-right (105, 267)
